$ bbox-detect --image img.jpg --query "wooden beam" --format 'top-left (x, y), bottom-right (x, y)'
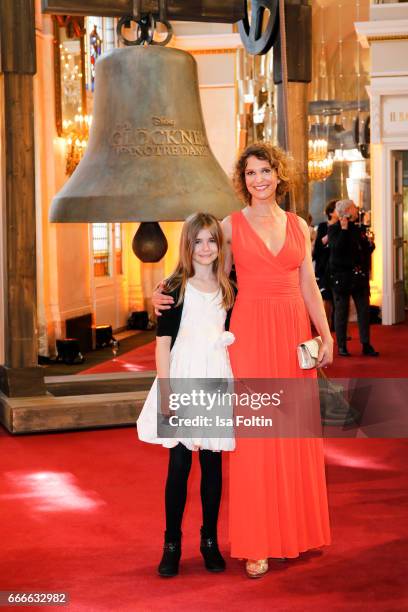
top-left (42, 0), bottom-right (131, 17)
top-left (0, 0), bottom-right (36, 74)
top-left (3, 74), bottom-right (37, 368)
top-left (45, 370), bottom-right (155, 396)
top-left (0, 0), bottom-right (45, 396)
top-left (41, 0), bottom-right (244, 21)
top-left (0, 389), bottom-right (148, 433)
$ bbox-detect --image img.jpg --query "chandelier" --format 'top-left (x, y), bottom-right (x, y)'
top-left (62, 114), bottom-right (92, 175)
top-left (308, 138), bottom-right (328, 162)
top-left (308, 157), bottom-right (334, 182)
top-left (308, 128), bottom-right (333, 182)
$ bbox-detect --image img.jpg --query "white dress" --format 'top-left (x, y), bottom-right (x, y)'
top-left (137, 282), bottom-right (235, 451)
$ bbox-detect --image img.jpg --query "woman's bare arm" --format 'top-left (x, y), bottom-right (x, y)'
top-left (297, 216), bottom-right (333, 367)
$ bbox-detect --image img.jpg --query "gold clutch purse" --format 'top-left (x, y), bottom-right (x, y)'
top-left (297, 336), bottom-right (322, 369)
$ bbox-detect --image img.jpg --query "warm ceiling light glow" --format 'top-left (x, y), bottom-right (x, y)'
top-left (308, 138), bottom-right (328, 162)
top-left (334, 148), bottom-right (365, 162)
top-left (308, 156), bottom-right (334, 182)
top-left (61, 114), bottom-right (92, 175)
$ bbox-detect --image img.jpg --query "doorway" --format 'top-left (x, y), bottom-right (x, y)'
top-left (90, 222), bottom-right (128, 330)
top-left (403, 152), bottom-right (408, 314)
top-left (392, 151), bottom-right (408, 323)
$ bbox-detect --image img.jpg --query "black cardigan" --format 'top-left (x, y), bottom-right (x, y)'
top-left (156, 285), bottom-right (235, 349)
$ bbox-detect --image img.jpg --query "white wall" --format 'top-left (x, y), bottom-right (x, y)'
top-left (196, 52), bottom-right (237, 177)
top-left (356, 4), bottom-right (408, 323)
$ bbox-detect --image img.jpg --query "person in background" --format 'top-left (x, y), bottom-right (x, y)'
top-left (328, 199), bottom-right (379, 357)
top-left (307, 213), bottom-right (317, 251)
top-left (313, 199), bottom-right (339, 330)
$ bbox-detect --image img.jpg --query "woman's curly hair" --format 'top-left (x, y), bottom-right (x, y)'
top-left (233, 142), bottom-right (294, 205)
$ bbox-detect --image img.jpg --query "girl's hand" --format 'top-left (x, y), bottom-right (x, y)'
top-left (160, 398), bottom-right (173, 418)
top-left (316, 338), bottom-right (334, 369)
top-left (158, 379), bottom-right (174, 417)
top-left (152, 281), bottom-right (174, 316)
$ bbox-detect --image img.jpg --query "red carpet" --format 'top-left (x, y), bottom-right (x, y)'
top-left (325, 319), bottom-right (408, 378)
top-left (79, 320), bottom-right (408, 378)
top-left (79, 341), bottom-right (156, 374)
top-left (0, 426), bottom-right (407, 611)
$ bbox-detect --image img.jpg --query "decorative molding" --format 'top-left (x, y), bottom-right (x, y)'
top-left (371, 71), bottom-right (408, 78)
top-left (368, 35), bottom-right (408, 43)
top-left (171, 33), bottom-right (242, 53)
top-left (190, 48), bottom-right (237, 55)
top-left (370, 93), bottom-right (381, 144)
top-left (367, 88), bottom-right (408, 145)
top-left (370, 3), bottom-right (408, 23)
top-left (199, 83), bottom-right (235, 90)
top-left (369, 75), bottom-right (408, 95)
top-left (355, 19), bottom-right (408, 48)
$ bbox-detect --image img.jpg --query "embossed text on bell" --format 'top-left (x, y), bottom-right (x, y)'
top-left (50, 45), bottom-right (240, 223)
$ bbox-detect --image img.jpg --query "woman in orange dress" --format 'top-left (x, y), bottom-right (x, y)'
top-left (221, 143), bottom-right (333, 577)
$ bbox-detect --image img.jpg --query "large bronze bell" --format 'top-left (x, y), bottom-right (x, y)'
top-left (50, 45), bottom-right (240, 223)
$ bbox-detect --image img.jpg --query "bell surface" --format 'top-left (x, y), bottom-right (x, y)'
top-left (50, 46), bottom-right (240, 223)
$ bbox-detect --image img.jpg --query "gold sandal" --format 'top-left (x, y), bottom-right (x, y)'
top-left (245, 558), bottom-right (269, 578)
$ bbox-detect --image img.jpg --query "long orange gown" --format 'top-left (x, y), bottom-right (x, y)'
top-left (228, 210), bottom-right (331, 559)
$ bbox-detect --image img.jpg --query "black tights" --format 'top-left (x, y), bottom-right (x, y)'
top-left (164, 443), bottom-right (222, 542)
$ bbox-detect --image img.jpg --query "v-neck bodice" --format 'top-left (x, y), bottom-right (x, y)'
top-left (231, 210), bottom-right (306, 300)
top-left (240, 209), bottom-right (288, 258)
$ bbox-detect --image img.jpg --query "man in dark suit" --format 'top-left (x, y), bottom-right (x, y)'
top-left (328, 199), bottom-right (379, 357)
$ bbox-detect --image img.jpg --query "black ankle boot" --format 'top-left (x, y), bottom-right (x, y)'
top-left (200, 529), bottom-right (226, 573)
top-left (362, 343), bottom-right (379, 357)
top-left (158, 537), bottom-right (181, 577)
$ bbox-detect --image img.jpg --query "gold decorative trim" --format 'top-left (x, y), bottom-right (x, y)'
top-left (187, 48), bottom-right (238, 55)
top-left (368, 35), bottom-right (408, 42)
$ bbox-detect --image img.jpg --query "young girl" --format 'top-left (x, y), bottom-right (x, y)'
top-left (137, 212), bottom-right (235, 578)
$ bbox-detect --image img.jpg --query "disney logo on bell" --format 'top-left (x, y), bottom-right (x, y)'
top-left (152, 116), bottom-right (175, 127)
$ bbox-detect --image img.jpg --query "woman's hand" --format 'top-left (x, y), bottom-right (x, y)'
top-left (316, 338), bottom-right (334, 369)
top-left (152, 281), bottom-right (174, 316)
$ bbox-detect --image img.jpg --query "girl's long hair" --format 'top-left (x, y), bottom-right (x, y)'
top-left (165, 212), bottom-right (235, 310)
